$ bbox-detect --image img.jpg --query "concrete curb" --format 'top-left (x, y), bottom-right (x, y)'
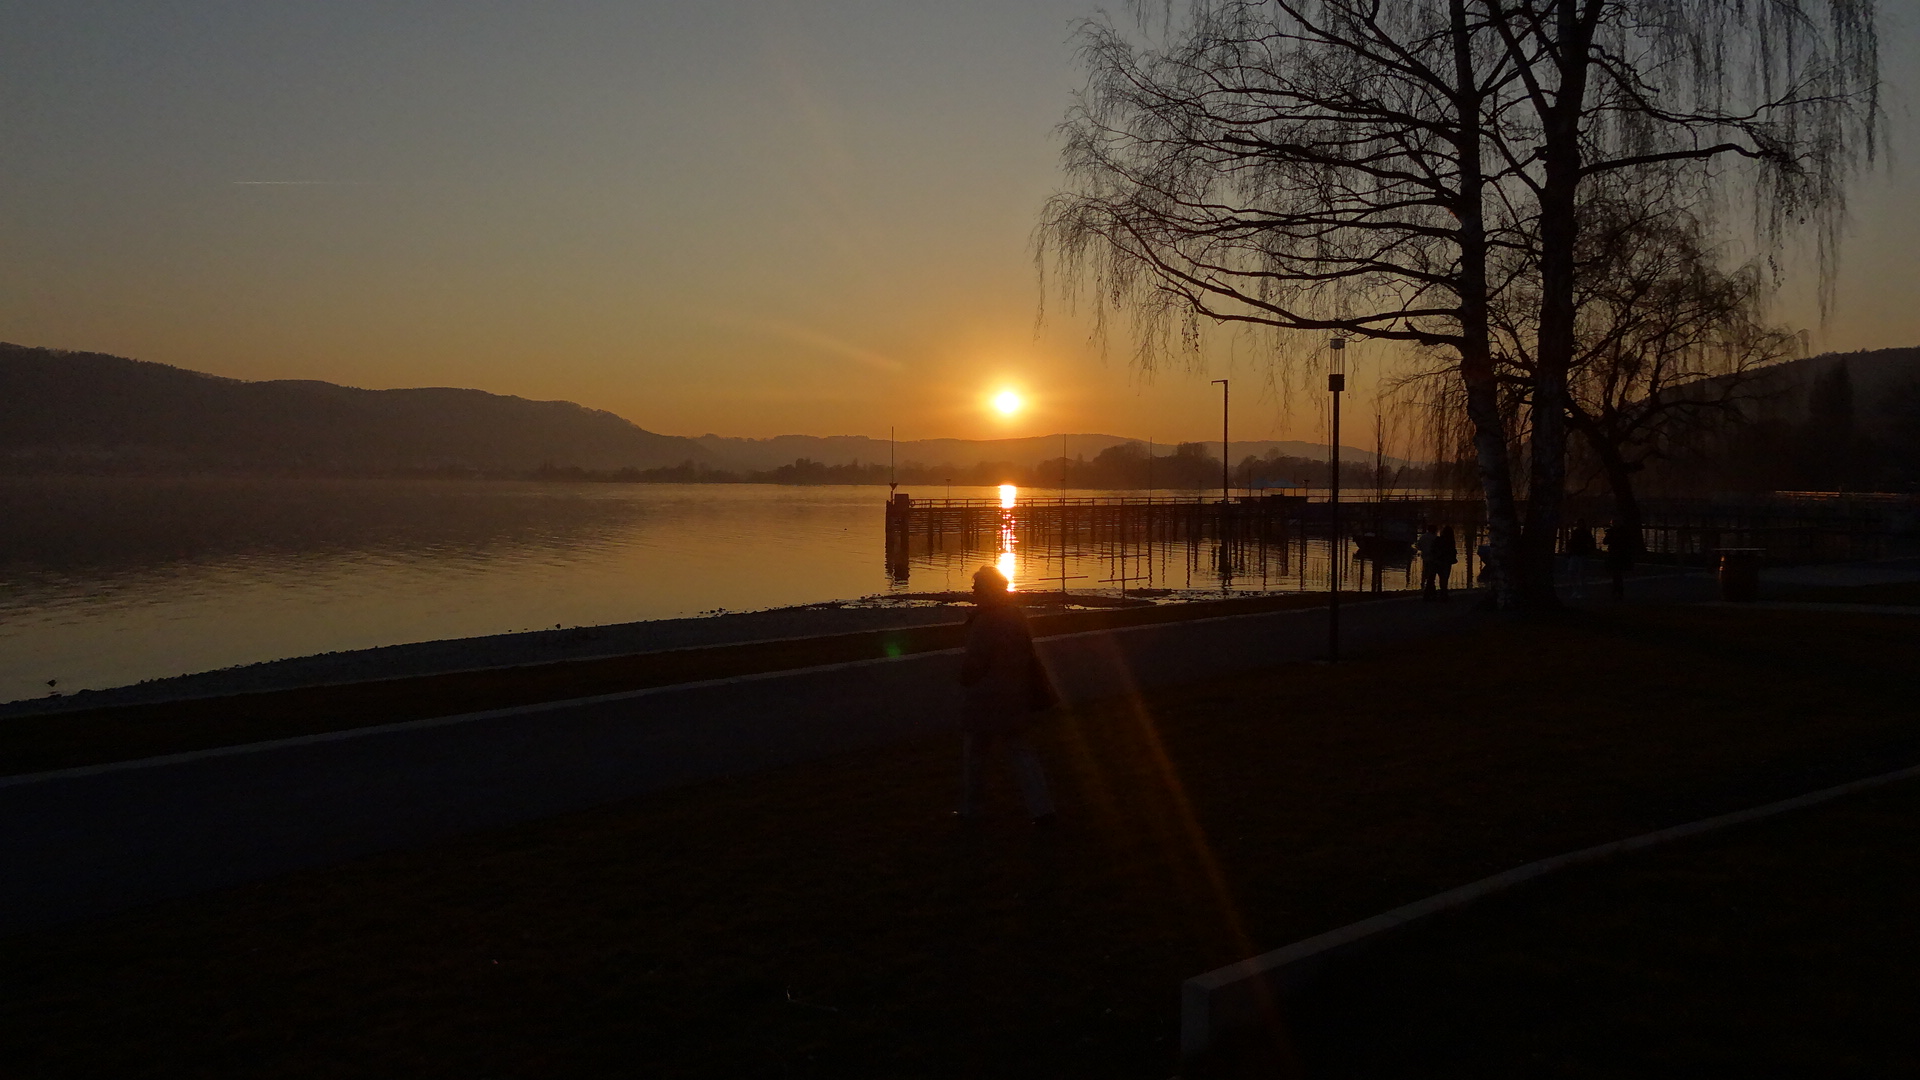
top-left (1179, 760), bottom-right (1920, 1060)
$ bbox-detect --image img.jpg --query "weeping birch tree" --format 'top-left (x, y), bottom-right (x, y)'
top-left (1492, 202), bottom-right (1802, 544)
top-left (1041, 0), bottom-right (1878, 608)
top-left (1484, 0), bottom-right (1879, 598)
top-left (1040, 0), bottom-right (1538, 603)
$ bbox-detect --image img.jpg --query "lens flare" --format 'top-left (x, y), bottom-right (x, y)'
top-left (998, 483), bottom-right (1018, 509)
top-left (993, 390), bottom-right (1023, 416)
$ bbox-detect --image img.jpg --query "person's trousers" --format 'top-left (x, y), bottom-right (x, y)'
top-left (959, 731), bottom-right (1055, 819)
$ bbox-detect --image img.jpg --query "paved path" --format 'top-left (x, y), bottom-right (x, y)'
top-left (0, 592), bottom-right (1509, 935)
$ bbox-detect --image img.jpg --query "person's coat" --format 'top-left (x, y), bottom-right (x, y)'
top-left (959, 603), bottom-right (1050, 734)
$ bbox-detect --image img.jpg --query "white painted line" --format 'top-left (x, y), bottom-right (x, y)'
top-left (1181, 761), bottom-right (1920, 1059)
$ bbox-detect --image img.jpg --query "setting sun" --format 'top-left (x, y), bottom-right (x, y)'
top-left (992, 389), bottom-right (1023, 416)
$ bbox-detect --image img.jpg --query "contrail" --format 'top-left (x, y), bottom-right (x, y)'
top-left (230, 180), bottom-right (360, 186)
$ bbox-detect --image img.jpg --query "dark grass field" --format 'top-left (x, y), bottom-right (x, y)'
top-left (1769, 579), bottom-right (1920, 606)
top-left (1292, 777), bottom-right (1920, 1078)
top-left (2, 603), bottom-right (1916, 1077)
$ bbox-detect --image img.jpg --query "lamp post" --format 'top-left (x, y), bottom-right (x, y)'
top-left (1211, 379), bottom-right (1229, 503)
top-left (1328, 338), bottom-right (1346, 662)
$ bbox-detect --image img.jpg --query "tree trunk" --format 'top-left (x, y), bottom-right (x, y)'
top-left (1572, 412), bottom-right (1646, 548)
top-left (1520, 0), bottom-right (1599, 611)
top-left (1452, 0), bottom-right (1523, 607)
top-left (1601, 451), bottom-right (1645, 549)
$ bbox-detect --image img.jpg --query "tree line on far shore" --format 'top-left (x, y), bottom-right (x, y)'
top-left (530, 440), bottom-right (1437, 491)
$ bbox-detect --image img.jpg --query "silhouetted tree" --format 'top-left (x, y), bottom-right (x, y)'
top-left (1492, 204), bottom-right (1799, 542)
top-left (1042, 0), bottom-right (1542, 601)
top-left (1485, 0), bottom-right (1879, 596)
top-left (1042, 0), bottom-right (1879, 608)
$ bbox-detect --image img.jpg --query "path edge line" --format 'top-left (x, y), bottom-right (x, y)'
top-left (1179, 760), bottom-right (1920, 1060)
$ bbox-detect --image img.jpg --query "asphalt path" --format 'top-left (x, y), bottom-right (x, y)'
top-left (0, 583), bottom-right (1686, 936)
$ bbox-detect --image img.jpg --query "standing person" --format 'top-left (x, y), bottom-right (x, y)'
top-left (1476, 537), bottom-right (1499, 610)
top-left (1567, 519), bottom-right (1598, 599)
top-left (956, 565), bottom-right (1057, 825)
top-left (1435, 525), bottom-right (1459, 601)
top-left (1603, 521), bottom-right (1637, 601)
top-left (1416, 523), bottom-right (1442, 601)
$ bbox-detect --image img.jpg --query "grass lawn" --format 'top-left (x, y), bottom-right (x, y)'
top-left (1293, 776), bottom-right (1920, 1077)
top-left (1768, 579), bottom-right (1920, 607)
top-left (2, 603), bottom-right (1915, 1078)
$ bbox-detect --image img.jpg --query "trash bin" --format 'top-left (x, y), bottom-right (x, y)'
top-left (1716, 548), bottom-right (1762, 602)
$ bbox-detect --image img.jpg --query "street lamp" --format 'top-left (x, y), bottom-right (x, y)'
top-left (1328, 337), bottom-right (1346, 663)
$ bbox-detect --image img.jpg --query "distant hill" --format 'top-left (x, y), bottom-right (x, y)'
top-left (693, 433), bottom-right (1401, 471)
top-left (0, 344), bottom-right (711, 475)
top-left (1741, 346), bottom-right (1920, 430)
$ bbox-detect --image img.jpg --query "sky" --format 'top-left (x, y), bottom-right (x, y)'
top-left (1, 1), bottom-right (1915, 446)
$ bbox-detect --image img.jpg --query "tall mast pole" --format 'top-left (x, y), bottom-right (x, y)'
top-left (1211, 379), bottom-right (1229, 503)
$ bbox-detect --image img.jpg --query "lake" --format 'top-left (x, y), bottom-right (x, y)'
top-left (0, 477), bottom-right (1410, 703)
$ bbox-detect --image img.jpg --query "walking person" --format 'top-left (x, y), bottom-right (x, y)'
top-left (1566, 519), bottom-right (1598, 599)
top-left (955, 565), bottom-right (1057, 825)
top-left (1604, 521), bottom-right (1637, 601)
top-left (1416, 524), bottom-right (1442, 601)
top-left (1435, 525), bottom-right (1459, 601)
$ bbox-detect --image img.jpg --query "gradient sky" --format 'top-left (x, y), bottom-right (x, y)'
top-left (2, 2), bottom-right (1915, 445)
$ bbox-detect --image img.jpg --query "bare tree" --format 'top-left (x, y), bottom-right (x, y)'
top-left (1039, 0), bottom-right (1541, 603)
top-left (1483, 0), bottom-right (1879, 597)
top-left (1494, 203), bottom-right (1800, 541)
top-left (1041, 0), bottom-right (1879, 608)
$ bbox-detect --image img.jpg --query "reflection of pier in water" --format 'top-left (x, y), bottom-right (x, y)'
top-left (882, 493), bottom-right (1483, 595)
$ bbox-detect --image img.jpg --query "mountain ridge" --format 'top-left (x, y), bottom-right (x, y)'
top-left (0, 344), bottom-right (712, 475)
top-left (691, 432), bottom-right (1397, 471)
top-left (0, 344), bottom-right (1400, 476)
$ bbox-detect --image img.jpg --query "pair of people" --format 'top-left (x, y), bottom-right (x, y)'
top-left (1415, 524), bottom-right (1458, 601)
top-left (954, 565), bottom-right (1057, 826)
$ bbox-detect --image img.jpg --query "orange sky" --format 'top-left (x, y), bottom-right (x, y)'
top-left (1, 2), bottom-right (1914, 449)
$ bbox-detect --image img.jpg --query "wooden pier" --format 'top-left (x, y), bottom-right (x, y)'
top-left (880, 492), bottom-right (1476, 590)
top-left (881, 490), bottom-right (1920, 590)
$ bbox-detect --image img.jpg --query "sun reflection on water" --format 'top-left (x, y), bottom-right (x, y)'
top-left (998, 483), bottom-right (1018, 509)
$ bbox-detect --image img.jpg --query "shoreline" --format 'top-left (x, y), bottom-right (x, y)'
top-left (0, 588), bottom-right (1314, 721)
top-left (0, 600), bottom-right (972, 720)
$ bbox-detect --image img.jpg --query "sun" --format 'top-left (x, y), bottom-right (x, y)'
top-left (992, 389), bottom-right (1024, 416)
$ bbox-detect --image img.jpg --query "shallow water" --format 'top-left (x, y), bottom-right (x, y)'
top-left (0, 477), bottom-right (1415, 702)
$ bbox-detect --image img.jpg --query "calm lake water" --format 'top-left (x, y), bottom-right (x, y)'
top-left (0, 477), bottom-right (1410, 703)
